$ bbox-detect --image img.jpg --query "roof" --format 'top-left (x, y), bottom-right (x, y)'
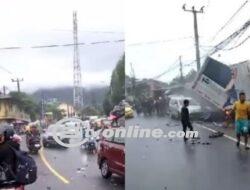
top-left (0, 95), bottom-right (11, 100)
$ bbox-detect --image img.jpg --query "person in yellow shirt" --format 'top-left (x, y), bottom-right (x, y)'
top-left (232, 91), bottom-right (249, 149)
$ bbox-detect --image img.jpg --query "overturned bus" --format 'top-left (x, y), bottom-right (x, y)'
top-left (192, 57), bottom-right (250, 110)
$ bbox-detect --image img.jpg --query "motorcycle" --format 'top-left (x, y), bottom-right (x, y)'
top-left (1, 166), bottom-right (24, 190)
top-left (81, 136), bottom-right (97, 153)
top-left (26, 135), bottom-right (41, 154)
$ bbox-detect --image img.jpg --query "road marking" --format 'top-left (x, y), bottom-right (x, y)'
top-left (39, 147), bottom-right (70, 184)
top-left (196, 123), bottom-right (248, 147)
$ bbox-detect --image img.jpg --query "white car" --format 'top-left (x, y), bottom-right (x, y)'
top-left (42, 118), bottom-right (85, 147)
top-left (168, 96), bottom-right (201, 119)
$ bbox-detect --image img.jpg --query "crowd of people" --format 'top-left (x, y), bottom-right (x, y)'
top-left (134, 96), bottom-right (169, 116)
top-left (132, 91), bottom-right (250, 149)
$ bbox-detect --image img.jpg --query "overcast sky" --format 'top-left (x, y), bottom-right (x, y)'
top-left (125, 0), bottom-right (250, 82)
top-left (0, 0), bottom-right (124, 92)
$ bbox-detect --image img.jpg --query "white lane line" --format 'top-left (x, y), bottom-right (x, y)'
top-left (196, 123), bottom-right (248, 146)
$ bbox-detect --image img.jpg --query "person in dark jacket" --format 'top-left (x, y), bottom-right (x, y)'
top-left (0, 124), bottom-right (22, 189)
top-left (181, 99), bottom-right (194, 142)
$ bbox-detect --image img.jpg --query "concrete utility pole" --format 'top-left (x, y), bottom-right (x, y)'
top-left (11, 78), bottom-right (23, 92)
top-left (183, 4), bottom-right (204, 71)
top-left (179, 56), bottom-right (184, 82)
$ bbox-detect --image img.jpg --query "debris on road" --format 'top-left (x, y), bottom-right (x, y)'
top-left (209, 131), bottom-right (224, 138)
top-left (212, 122), bottom-right (223, 128)
top-left (202, 142), bottom-right (211, 145)
top-left (77, 167), bottom-right (86, 174)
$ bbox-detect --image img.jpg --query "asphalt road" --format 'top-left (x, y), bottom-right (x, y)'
top-left (126, 115), bottom-right (250, 190)
top-left (20, 139), bottom-right (124, 190)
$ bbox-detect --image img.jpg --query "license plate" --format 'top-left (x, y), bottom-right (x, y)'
top-left (35, 144), bottom-right (40, 148)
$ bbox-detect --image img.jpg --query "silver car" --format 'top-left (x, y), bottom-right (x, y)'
top-left (168, 96), bottom-right (201, 119)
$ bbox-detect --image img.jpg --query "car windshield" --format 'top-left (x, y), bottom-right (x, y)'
top-left (178, 98), bottom-right (199, 106)
top-left (188, 99), bottom-right (199, 106)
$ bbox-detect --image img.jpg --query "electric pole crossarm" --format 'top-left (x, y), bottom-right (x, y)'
top-left (11, 78), bottom-right (23, 92)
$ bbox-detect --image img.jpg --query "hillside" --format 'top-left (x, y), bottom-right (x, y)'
top-left (32, 86), bottom-right (109, 106)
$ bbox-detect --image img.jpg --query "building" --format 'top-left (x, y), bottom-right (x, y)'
top-left (0, 95), bottom-right (30, 124)
top-left (58, 103), bottom-right (75, 118)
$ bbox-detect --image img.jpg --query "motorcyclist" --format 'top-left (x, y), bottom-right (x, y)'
top-left (0, 124), bottom-right (24, 190)
top-left (110, 103), bottom-right (125, 127)
top-left (26, 123), bottom-right (40, 138)
top-left (25, 123), bottom-right (40, 151)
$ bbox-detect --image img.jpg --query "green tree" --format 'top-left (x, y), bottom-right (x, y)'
top-left (81, 106), bottom-right (100, 116)
top-left (45, 103), bottom-right (63, 121)
top-left (9, 92), bottom-right (40, 121)
top-left (103, 54), bottom-right (125, 115)
top-left (110, 55), bottom-right (125, 104)
top-left (103, 97), bottom-right (112, 116)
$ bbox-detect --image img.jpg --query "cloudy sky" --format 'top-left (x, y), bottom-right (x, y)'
top-left (0, 0), bottom-right (124, 92)
top-left (125, 0), bottom-right (250, 82)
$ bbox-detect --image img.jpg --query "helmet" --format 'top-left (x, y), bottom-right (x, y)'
top-left (4, 126), bottom-right (14, 140)
top-left (29, 122), bottom-right (38, 128)
top-left (0, 123), bottom-right (14, 140)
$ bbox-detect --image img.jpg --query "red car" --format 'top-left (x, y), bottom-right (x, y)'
top-left (97, 129), bottom-right (125, 178)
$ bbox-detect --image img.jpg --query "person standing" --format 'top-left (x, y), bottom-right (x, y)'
top-left (232, 91), bottom-right (250, 149)
top-left (181, 99), bottom-right (194, 142)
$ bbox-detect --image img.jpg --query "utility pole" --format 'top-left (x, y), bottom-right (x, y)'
top-left (179, 56), bottom-right (184, 82)
top-left (183, 4), bottom-right (204, 71)
top-left (41, 91), bottom-right (45, 120)
top-left (11, 78), bottom-right (23, 92)
top-left (3, 86), bottom-right (6, 95)
top-left (130, 62), bottom-right (136, 100)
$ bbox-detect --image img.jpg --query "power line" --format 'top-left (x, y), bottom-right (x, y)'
top-left (223, 35), bottom-right (250, 50)
top-left (0, 65), bottom-right (13, 74)
top-left (153, 58), bottom-right (179, 80)
top-left (52, 29), bottom-right (123, 34)
top-left (211, 0), bottom-right (249, 41)
top-left (0, 39), bottom-right (124, 51)
top-left (0, 39), bottom-right (124, 75)
top-left (183, 54), bottom-right (209, 67)
top-left (209, 19), bottom-right (250, 55)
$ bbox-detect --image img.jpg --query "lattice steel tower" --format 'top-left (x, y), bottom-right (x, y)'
top-left (73, 11), bottom-right (83, 110)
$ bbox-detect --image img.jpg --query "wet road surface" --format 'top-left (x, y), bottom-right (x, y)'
top-left (126, 115), bottom-right (250, 190)
top-left (20, 139), bottom-right (124, 190)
